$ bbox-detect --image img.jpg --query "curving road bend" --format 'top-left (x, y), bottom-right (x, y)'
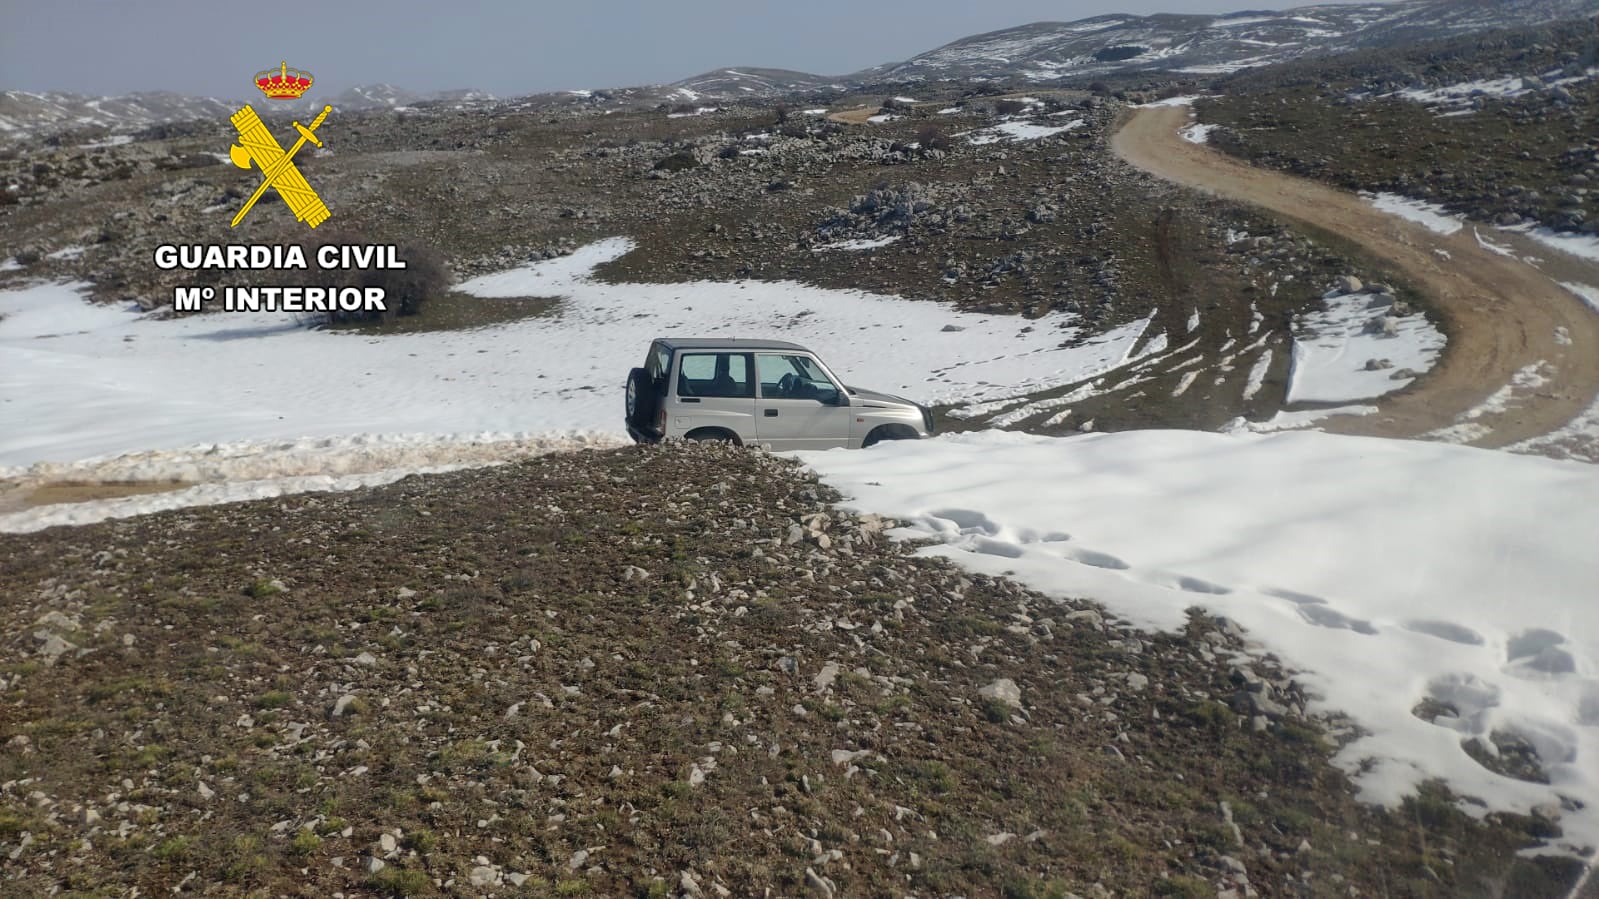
top-left (1112, 102), bottom-right (1599, 448)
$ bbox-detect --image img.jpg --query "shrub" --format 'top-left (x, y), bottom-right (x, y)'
top-left (653, 150), bottom-right (700, 172)
top-left (915, 123), bottom-right (953, 153)
top-left (356, 242), bottom-right (447, 319)
top-left (293, 230), bottom-right (450, 324)
top-left (994, 99), bottom-right (1028, 115)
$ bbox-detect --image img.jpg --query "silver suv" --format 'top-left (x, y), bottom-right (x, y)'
top-left (625, 338), bottom-right (934, 450)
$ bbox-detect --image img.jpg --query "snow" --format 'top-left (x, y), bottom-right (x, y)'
top-left (937, 107), bottom-right (962, 115)
top-left (1364, 192), bottom-right (1463, 236)
top-left (81, 134), bottom-right (133, 148)
top-left (866, 113), bottom-right (900, 124)
top-left (1511, 391), bottom-right (1599, 464)
top-left (1425, 361), bottom-right (1552, 445)
top-left (812, 235), bottom-right (901, 251)
top-left (1242, 349), bottom-right (1272, 401)
top-left (1224, 404), bottom-right (1378, 433)
top-left (963, 119), bottom-right (1083, 145)
top-left (1558, 281), bottom-right (1599, 314)
top-left (1505, 224), bottom-right (1599, 265)
top-left (1395, 75), bottom-right (1527, 106)
top-left (1135, 95), bottom-right (1199, 108)
top-left (797, 429), bottom-right (1599, 859)
top-left (891, 96), bottom-right (918, 103)
top-left (1179, 123), bottom-right (1219, 144)
top-left (1474, 227), bottom-right (1515, 258)
top-left (666, 106), bottom-right (719, 118)
top-left (0, 257), bottom-right (21, 272)
top-left (800, 108), bottom-right (828, 116)
top-left (46, 245), bottom-right (86, 260)
top-left (0, 433), bottom-right (620, 534)
top-left (1287, 291), bottom-right (1445, 404)
top-left (0, 240), bottom-right (1151, 473)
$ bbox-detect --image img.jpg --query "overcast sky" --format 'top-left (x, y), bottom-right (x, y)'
top-left (1, 0), bottom-right (1382, 98)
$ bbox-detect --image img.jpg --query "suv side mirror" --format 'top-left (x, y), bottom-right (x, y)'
top-left (822, 389), bottom-right (847, 406)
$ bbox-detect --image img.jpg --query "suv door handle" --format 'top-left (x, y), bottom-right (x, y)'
top-left (764, 409), bottom-right (778, 417)
top-left (681, 397), bottom-right (700, 404)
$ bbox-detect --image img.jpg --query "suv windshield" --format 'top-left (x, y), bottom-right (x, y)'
top-left (757, 353), bottom-right (840, 401)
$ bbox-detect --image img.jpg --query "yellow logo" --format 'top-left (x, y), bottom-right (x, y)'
top-left (227, 62), bottom-right (331, 229)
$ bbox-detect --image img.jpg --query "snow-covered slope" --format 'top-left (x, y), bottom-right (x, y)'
top-left (853, 0), bottom-right (1599, 82)
top-left (0, 84), bottom-right (497, 140)
top-left (0, 90), bottom-right (238, 137)
top-left (666, 67), bottom-right (845, 101)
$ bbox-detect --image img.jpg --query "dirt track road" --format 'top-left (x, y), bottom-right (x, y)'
top-left (1113, 103), bottom-right (1599, 447)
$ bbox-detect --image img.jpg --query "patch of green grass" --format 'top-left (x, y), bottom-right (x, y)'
top-left (290, 829), bottom-right (322, 855)
top-left (243, 579), bottom-right (283, 598)
top-left (1183, 700), bottom-right (1236, 729)
top-left (555, 880), bottom-right (591, 895)
top-left (256, 690), bottom-right (293, 709)
top-left (1154, 875), bottom-right (1216, 898)
top-left (152, 835), bottom-right (191, 860)
top-left (909, 760), bottom-right (955, 794)
top-left (1003, 878), bottom-right (1082, 899)
top-left (369, 866), bottom-right (432, 897)
top-left (949, 615), bottom-right (1003, 637)
top-left (982, 697), bottom-right (1013, 724)
top-left (86, 676), bottom-right (170, 705)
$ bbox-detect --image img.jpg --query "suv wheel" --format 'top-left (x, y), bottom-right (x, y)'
top-left (626, 367), bottom-right (660, 427)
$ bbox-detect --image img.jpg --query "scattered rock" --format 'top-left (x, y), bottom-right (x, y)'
top-left (979, 677), bottom-right (1023, 708)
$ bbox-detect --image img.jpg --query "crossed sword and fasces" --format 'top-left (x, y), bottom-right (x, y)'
top-left (227, 104), bottom-right (332, 228)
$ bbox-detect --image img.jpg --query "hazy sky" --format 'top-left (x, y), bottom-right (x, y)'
top-left (1, 0), bottom-right (1382, 98)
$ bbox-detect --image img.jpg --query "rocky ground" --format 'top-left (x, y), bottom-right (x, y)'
top-left (0, 442), bottom-right (1586, 897)
top-left (0, 85), bottom-right (1427, 436)
top-left (1199, 17), bottom-right (1599, 235)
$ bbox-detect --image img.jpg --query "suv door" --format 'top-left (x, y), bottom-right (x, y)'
top-left (672, 352), bottom-right (757, 441)
top-left (755, 353), bottom-right (851, 450)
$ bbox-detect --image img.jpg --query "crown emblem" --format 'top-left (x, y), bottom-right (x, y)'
top-left (254, 61), bottom-right (313, 100)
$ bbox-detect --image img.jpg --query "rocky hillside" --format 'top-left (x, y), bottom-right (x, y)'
top-left (0, 88), bottom-right (1428, 436)
top-left (846, 0), bottom-right (1599, 84)
top-left (5, 0), bottom-right (1594, 141)
top-left (1, 442), bottom-right (1584, 896)
top-left (1198, 16), bottom-right (1599, 235)
top-left (0, 85), bottom-right (498, 142)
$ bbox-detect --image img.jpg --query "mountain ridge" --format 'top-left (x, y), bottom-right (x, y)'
top-left (2, 0), bottom-right (1594, 139)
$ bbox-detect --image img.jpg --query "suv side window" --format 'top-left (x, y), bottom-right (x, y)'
top-left (677, 353), bottom-right (754, 398)
top-left (646, 343), bottom-right (671, 380)
top-left (757, 354), bottom-right (841, 402)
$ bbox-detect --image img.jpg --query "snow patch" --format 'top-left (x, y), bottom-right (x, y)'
top-left (2, 241), bottom-right (1152, 468)
top-left (1506, 224), bottom-right (1599, 265)
top-left (813, 235), bottom-right (901, 251)
top-left (1364, 192), bottom-right (1463, 236)
top-left (1557, 282), bottom-right (1599, 314)
top-left (1287, 291), bottom-right (1445, 404)
top-left (799, 430), bottom-right (1599, 859)
top-left (963, 119), bottom-right (1083, 145)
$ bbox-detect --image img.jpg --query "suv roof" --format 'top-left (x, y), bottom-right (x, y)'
top-left (655, 337), bottom-right (811, 352)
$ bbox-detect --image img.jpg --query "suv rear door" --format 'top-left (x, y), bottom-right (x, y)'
top-left (672, 351), bottom-right (757, 441)
top-left (754, 353), bottom-right (851, 450)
